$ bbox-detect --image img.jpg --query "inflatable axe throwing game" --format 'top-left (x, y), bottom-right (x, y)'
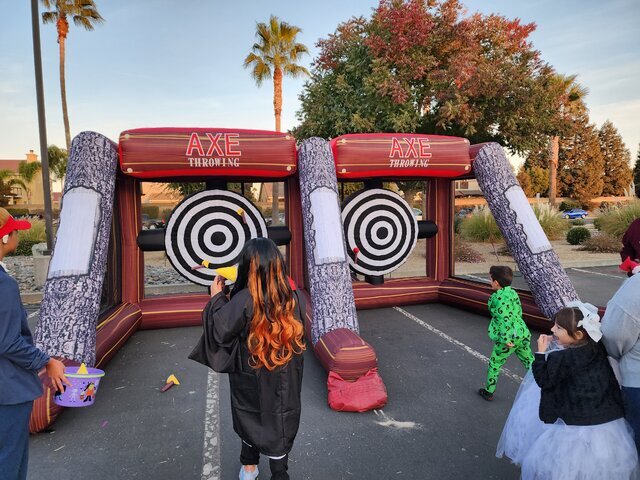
top-left (29, 127), bottom-right (585, 431)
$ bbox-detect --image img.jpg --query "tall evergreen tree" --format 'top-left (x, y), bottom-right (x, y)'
top-left (517, 167), bottom-right (534, 197)
top-left (557, 117), bottom-right (604, 207)
top-left (598, 121), bottom-right (632, 196)
top-left (545, 74), bottom-right (588, 206)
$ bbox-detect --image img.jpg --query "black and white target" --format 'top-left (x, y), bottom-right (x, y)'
top-left (165, 189), bottom-right (267, 286)
top-left (342, 188), bottom-right (418, 276)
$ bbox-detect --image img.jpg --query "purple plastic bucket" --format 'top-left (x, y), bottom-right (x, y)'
top-left (53, 366), bottom-right (105, 407)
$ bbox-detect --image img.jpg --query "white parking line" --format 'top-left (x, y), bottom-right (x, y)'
top-left (201, 371), bottom-right (221, 480)
top-left (570, 268), bottom-right (626, 280)
top-left (28, 309), bottom-right (40, 319)
top-left (393, 306), bottom-right (523, 383)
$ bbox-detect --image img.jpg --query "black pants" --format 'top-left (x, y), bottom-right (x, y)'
top-left (241, 441), bottom-right (289, 480)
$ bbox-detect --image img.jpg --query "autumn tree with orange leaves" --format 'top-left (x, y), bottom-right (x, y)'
top-left (295, 0), bottom-right (564, 157)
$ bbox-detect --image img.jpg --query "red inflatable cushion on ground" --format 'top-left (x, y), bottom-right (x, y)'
top-left (327, 368), bottom-right (388, 412)
top-left (315, 328), bottom-right (378, 381)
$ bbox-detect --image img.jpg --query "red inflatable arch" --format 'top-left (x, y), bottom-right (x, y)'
top-left (30, 128), bottom-right (307, 432)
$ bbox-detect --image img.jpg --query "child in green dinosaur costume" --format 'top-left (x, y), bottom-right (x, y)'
top-left (478, 266), bottom-right (533, 401)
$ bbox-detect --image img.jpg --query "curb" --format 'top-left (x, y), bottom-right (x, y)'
top-left (21, 260), bottom-right (622, 304)
top-left (455, 259), bottom-right (621, 276)
top-left (21, 283), bottom-right (207, 305)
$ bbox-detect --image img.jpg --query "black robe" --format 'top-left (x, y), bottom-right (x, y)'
top-left (202, 288), bottom-right (304, 456)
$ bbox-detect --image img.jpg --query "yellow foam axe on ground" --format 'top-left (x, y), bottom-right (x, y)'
top-left (161, 374), bottom-right (180, 393)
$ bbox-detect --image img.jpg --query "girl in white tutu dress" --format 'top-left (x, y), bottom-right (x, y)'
top-left (497, 302), bottom-right (638, 480)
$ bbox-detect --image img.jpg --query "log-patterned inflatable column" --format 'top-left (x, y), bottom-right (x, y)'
top-left (35, 132), bottom-right (118, 366)
top-left (298, 138), bottom-right (380, 390)
top-left (474, 143), bottom-right (578, 317)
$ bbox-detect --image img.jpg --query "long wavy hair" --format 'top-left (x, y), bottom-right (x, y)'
top-left (231, 237), bottom-right (305, 370)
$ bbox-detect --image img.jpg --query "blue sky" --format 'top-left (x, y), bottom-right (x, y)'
top-left (1, 0), bottom-right (639, 166)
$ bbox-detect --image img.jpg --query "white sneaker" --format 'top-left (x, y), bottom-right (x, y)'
top-left (239, 466), bottom-right (259, 480)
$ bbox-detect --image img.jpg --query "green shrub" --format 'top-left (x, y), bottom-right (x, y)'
top-left (532, 203), bottom-right (568, 240)
top-left (454, 236), bottom-right (485, 263)
top-left (593, 217), bottom-right (602, 231)
top-left (142, 205), bottom-right (160, 218)
top-left (559, 200), bottom-right (579, 212)
top-left (20, 219), bottom-right (47, 243)
top-left (6, 207), bottom-right (30, 217)
top-left (577, 233), bottom-right (622, 253)
top-left (566, 227), bottom-right (591, 245)
top-left (10, 239), bottom-right (40, 256)
top-left (597, 200), bottom-right (640, 239)
top-left (454, 216), bottom-right (463, 234)
top-left (459, 207), bottom-right (503, 243)
top-left (571, 219), bottom-right (585, 226)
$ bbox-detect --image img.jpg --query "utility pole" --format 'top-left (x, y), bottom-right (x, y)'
top-left (30, 0), bottom-right (55, 253)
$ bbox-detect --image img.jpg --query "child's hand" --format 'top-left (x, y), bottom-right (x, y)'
top-left (46, 358), bottom-right (71, 393)
top-left (506, 342), bottom-right (515, 348)
top-left (537, 334), bottom-right (552, 353)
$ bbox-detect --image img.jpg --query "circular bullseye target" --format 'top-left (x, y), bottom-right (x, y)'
top-left (341, 188), bottom-right (418, 276)
top-left (165, 189), bottom-right (267, 286)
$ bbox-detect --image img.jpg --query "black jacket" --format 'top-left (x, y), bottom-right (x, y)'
top-left (203, 288), bottom-right (304, 456)
top-left (533, 341), bottom-right (624, 426)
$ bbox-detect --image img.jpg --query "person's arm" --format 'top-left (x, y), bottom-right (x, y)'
top-left (532, 347), bottom-right (570, 389)
top-left (0, 279), bottom-right (50, 370)
top-left (620, 225), bottom-right (640, 262)
top-left (202, 291), bottom-right (250, 345)
top-left (620, 234), bottom-right (635, 262)
top-left (601, 304), bottom-right (640, 360)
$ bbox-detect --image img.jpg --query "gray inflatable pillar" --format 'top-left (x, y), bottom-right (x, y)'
top-left (474, 143), bottom-right (578, 318)
top-left (35, 132), bottom-right (118, 365)
top-left (297, 138), bottom-right (359, 345)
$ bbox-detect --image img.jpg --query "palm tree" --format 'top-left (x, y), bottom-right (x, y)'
top-left (41, 0), bottom-right (104, 152)
top-left (547, 74), bottom-right (588, 206)
top-left (0, 170), bottom-right (28, 207)
top-left (244, 15), bottom-right (309, 222)
top-left (47, 144), bottom-right (68, 182)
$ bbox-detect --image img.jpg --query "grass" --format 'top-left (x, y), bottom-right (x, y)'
top-left (532, 203), bottom-right (568, 240)
top-left (597, 200), bottom-right (640, 239)
top-left (459, 207), bottom-right (502, 260)
top-left (8, 220), bottom-right (49, 256)
top-left (18, 219), bottom-right (47, 243)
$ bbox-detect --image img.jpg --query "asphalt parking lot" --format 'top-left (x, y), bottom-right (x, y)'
top-left (27, 266), bottom-right (628, 479)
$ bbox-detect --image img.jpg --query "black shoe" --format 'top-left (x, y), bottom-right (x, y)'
top-left (478, 388), bottom-right (494, 401)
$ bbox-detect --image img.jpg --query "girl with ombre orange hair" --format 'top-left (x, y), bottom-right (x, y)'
top-left (201, 237), bottom-right (305, 480)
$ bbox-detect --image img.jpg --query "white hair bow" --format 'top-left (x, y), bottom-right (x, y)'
top-left (565, 300), bottom-right (602, 342)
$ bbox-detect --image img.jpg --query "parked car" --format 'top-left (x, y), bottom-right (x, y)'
top-left (412, 208), bottom-right (423, 220)
top-left (142, 213), bottom-right (165, 229)
top-left (561, 208), bottom-right (588, 219)
top-left (265, 212), bottom-right (286, 226)
top-left (457, 207), bottom-right (474, 218)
